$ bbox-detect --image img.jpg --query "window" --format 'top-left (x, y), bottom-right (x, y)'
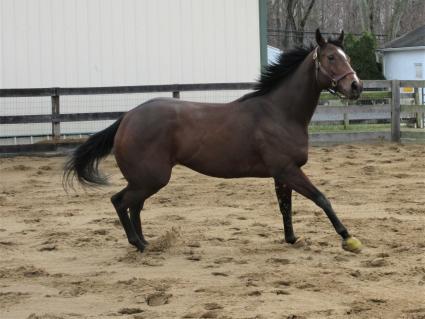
top-left (415, 63), bottom-right (423, 79)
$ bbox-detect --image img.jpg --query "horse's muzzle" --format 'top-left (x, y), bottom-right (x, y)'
top-left (349, 80), bottom-right (363, 100)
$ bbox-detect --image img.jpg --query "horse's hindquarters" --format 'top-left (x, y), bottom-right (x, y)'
top-left (113, 102), bottom-right (177, 187)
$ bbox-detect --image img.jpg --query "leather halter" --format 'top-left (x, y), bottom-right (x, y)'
top-left (312, 47), bottom-right (355, 97)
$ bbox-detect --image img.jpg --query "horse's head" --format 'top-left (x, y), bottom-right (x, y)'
top-left (314, 29), bottom-right (363, 100)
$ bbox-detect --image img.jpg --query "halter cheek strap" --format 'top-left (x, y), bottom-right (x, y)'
top-left (312, 47), bottom-right (356, 97)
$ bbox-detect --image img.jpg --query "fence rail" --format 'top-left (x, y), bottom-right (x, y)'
top-left (1, 80), bottom-right (424, 154)
top-left (0, 83), bottom-right (255, 98)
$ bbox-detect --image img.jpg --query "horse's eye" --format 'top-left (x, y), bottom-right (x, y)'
top-left (328, 55), bottom-right (335, 61)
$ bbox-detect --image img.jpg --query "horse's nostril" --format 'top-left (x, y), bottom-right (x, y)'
top-left (351, 81), bottom-right (359, 91)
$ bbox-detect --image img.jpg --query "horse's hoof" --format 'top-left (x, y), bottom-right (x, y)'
top-left (135, 243), bottom-right (146, 253)
top-left (342, 236), bottom-right (362, 253)
top-left (292, 236), bottom-right (306, 248)
top-left (129, 239), bottom-right (146, 253)
top-left (285, 236), bottom-right (298, 245)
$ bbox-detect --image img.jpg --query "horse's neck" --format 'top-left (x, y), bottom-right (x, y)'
top-left (267, 52), bottom-right (322, 126)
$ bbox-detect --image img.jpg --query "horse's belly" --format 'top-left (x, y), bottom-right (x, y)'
top-left (178, 150), bottom-right (269, 178)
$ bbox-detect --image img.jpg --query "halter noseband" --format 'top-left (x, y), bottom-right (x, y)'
top-left (313, 47), bottom-right (355, 98)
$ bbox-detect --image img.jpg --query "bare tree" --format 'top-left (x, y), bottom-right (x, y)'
top-left (283, 0), bottom-right (316, 47)
top-left (388, 0), bottom-right (409, 39)
top-left (267, 0), bottom-right (424, 49)
top-left (398, 0), bottom-right (425, 37)
top-left (268, 0), bottom-right (286, 48)
top-left (358, 0), bottom-right (376, 34)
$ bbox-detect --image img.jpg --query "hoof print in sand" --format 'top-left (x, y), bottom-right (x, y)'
top-left (362, 257), bottom-right (388, 267)
top-left (58, 286), bottom-right (86, 297)
top-left (267, 257), bottom-right (291, 265)
top-left (27, 314), bottom-right (63, 319)
top-left (187, 241), bottom-right (201, 248)
top-left (146, 292), bottom-right (171, 306)
top-left (183, 310), bottom-right (221, 319)
top-left (273, 280), bottom-right (292, 287)
top-left (186, 255), bottom-right (202, 261)
top-left (118, 307), bottom-right (144, 314)
top-left (38, 244), bottom-right (57, 252)
top-left (200, 310), bottom-right (220, 318)
top-left (247, 290), bottom-right (262, 296)
top-left (211, 272), bottom-right (229, 277)
top-left (204, 303), bottom-right (223, 310)
top-left (213, 257), bottom-right (233, 264)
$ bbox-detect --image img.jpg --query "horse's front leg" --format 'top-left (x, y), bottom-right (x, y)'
top-left (274, 178), bottom-right (297, 244)
top-left (279, 166), bottom-right (362, 253)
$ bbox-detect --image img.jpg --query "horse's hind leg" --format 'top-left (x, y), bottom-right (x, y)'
top-left (130, 204), bottom-right (148, 245)
top-left (128, 186), bottom-right (166, 246)
top-left (111, 188), bottom-right (146, 251)
top-left (112, 162), bottom-right (172, 252)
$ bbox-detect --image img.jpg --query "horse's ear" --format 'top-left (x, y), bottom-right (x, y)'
top-left (316, 28), bottom-right (326, 47)
top-left (337, 30), bottom-right (344, 46)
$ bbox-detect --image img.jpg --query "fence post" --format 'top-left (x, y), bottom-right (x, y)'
top-left (343, 100), bottom-right (349, 129)
top-left (391, 80), bottom-right (400, 142)
top-left (414, 87), bottom-right (423, 129)
top-left (172, 91), bottom-right (180, 99)
top-left (51, 88), bottom-right (60, 140)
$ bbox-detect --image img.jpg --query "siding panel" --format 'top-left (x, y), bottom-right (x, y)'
top-left (384, 50), bottom-right (425, 80)
top-left (1, 0), bottom-right (260, 88)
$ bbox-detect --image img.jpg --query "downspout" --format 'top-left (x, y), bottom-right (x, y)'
top-left (259, 0), bottom-right (268, 69)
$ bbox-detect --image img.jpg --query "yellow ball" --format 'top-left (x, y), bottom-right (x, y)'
top-left (342, 236), bottom-right (362, 253)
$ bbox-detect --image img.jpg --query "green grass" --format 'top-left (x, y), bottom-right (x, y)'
top-left (320, 91), bottom-right (391, 101)
top-left (308, 123), bottom-right (391, 133)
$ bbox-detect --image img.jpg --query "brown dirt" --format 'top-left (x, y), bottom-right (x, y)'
top-left (0, 143), bottom-right (424, 319)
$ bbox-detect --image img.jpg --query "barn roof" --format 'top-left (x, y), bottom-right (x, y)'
top-left (383, 24), bottom-right (425, 49)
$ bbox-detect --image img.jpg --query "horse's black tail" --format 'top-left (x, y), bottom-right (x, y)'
top-left (63, 117), bottom-right (123, 189)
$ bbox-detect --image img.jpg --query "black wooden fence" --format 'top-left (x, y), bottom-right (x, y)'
top-left (0, 83), bottom-right (253, 138)
top-left (0, 80), bottom-right (424, 155)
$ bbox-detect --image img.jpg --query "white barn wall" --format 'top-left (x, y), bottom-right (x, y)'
top-left (383, 48), bottom-right (425, 80)
top-left (0, 0), bottom-right (261, 139)
top-left (0, 0), bottom-right (261, 88)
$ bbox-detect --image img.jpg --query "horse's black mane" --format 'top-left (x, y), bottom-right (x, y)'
top-left (238, 39), bottom-right (343, 101)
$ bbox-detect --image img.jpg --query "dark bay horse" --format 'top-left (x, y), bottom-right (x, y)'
top-left (64, 29), bottom-right (363, 253)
